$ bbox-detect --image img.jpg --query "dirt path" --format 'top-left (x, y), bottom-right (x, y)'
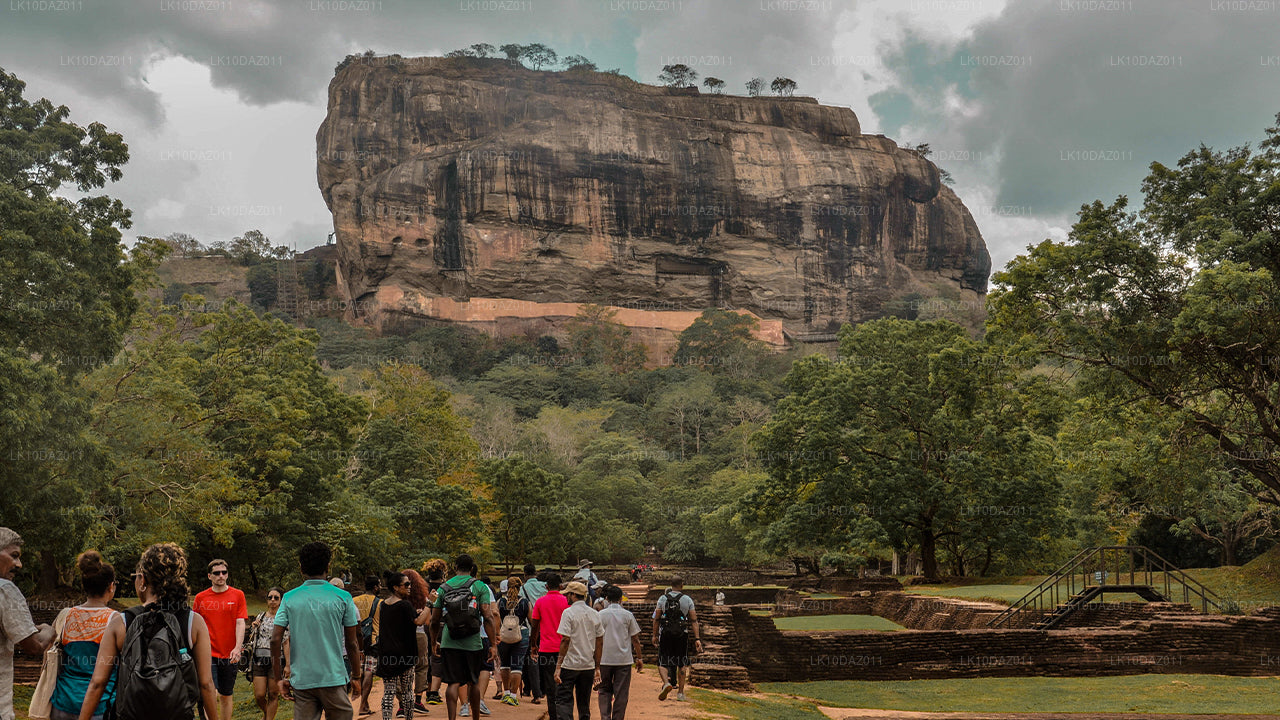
top-left (360, 663), bottom-right (704, 720)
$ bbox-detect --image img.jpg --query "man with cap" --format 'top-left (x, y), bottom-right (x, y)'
top-left (553, 581), bottom-right (603, 720)
top-left (1, 528), bottom-right (57, 720)
top-left (572, 561), bottom-right (602, 603)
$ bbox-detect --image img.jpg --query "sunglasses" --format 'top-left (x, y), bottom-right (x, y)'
top-left (400, 581), bottom-right (411, 587)
top-left (211, 570), bottom-right (228, 576)
top-left (268, 595), bottom-right (281, 600)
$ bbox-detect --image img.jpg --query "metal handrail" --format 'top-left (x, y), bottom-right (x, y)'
top-left (986, 545), bottom-right (1223, 628)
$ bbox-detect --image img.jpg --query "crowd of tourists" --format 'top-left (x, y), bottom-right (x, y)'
top-left (0, 527), bottom-right (706, 720)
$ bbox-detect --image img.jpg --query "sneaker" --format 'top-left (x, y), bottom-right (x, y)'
top-left (426, 692), bottom-right (442, 705)
top-left (677, 691), bottom-right (687, 702)
top-left (414, 700), bottom-right (429, 712)
top-left (501, 693), bottom-right (519, 707)
top-left (478, 701), bottom-right (492, 715)
top-left (460, 704), bottom-right (470, 717)
top-left (659, 682), bottom-right (672, 701)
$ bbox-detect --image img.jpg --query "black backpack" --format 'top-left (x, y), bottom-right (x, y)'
top-left (358, 597), bottom-right (382, 651)
top-left (441, 578), bottom-right (482, 639)
top-left (114, 606), bottom-right (198, 720)
top-left (659, 591), bottom-right (690, 638)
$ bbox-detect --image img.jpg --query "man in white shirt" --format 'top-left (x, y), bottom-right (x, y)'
top-left (595, 585), bottom-right (642, 720)
top-left (554, 581), bottom-right (603, 720)
top-left (0, 528), bottom-right (55, 720)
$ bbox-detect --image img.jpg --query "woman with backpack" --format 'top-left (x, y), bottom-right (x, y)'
top-left (248, 587), bottom-right (287, 720)
top-left (494, 575), bottom-right (530, 707)
top-left (49, 551), bottom-right (118, 720)
top-left (376, 571), bottom-right (430, 720)
top-left (76, 542), bottom-right (219, 720)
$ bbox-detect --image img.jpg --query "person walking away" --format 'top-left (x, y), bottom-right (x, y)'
top-left (495, 576), bottom-right (530, 706)
top-left (248, 587), bottom-right (288, 720)
top-left (553, 582), bottom-right (602, 720)
top-left (428, 555), bottom-right (499, 720)
top-left (271, 542), bottom-right (363, 720)
top-left (529, 573), bottom-right (568, 719)
top-left (0, 528), bottom-right (55, 720)
top-left (193, 559), bottom-right (247, 720)
top-left (352, 576), bottom-right (382, 716)
top-left (651, 576), bottom-right (702, 702)
top-left (50, 551), bottom-right (117, 720)
top-left (377, 571), bottom-right (429, 720)
top-left (572, 561), bottom-right (602, 602)
top-left (77, 543), bottom-right (219, 720)
top-left (518, 565), bottom-right (547, 703)
top-left (461, 570), bottom-right (495, 717)
top-left (403, 569), bottom-right (432, 715)
top-left (421, 559), bottom-right (448, 707)
top-left (596, 584), bottom-right (642, 720)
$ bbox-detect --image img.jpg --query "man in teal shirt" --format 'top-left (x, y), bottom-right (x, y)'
top-left (272, 541), bottom-right (362, 720)
top-left (429, 554), bottom-right (499, 720)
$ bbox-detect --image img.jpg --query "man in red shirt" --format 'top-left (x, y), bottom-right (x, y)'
top-left (529, 573), bottom-right (569, 720)
top-left (194, 558), bottom-right (248, 720)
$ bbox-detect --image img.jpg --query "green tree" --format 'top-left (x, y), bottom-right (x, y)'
top-left (520, 43), bottom-right (557, 70)
top-left (561, 54), bottom-right (597, 72)
top-left (745, 77), bottom-right (764, 97)
top-left (0, 67), bottom-right (144, 589)
top-left (246, 263), bottom-right (277, 308)
top-left (482, 457), bottom-right (571, 565)
top-left (228, 229), bottom-right (273, 264)
top-left (565, 304), bottom-right (647, 371)
top-left (673, 308), bottom-right (768, 374)
top-left (702, 77), bottom-right (725, 94)
top-left (658, 64), bottom-right (698, 88)
top-left (988, 113), bottom-right (1280, 507)
top-left (770, 77), bottom-right (797, 97)
top-left (755, 319), bottom-right (1062, 579)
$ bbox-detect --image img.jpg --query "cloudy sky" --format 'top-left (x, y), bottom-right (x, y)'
top-left (4, 0), bottom-right (1279, 278)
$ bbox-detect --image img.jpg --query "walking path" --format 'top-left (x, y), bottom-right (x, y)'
top-left (814, 709), bottom-right (1280, 720)
top-left (361, 659), bottom-right (702, 719)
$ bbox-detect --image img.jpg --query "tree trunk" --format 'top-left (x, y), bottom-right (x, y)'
top-left (38, 548), bottom-right (60, 594)
top-left (1222, 535), bottom-right (1238, 567)
top-left (920, 523), bottom-right (940, 581)
top-left (248, 562), bottom-right (260, 591)
top-left (980, 546), bottom-right (993, 576)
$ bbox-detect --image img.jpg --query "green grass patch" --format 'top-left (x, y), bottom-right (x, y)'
top-left (904, 584), bottom-right (1030, 605)
top-left (748, 608), bottom-right (771, 616)
top-left (690, 688), bottom-right (827, 719)
top-left (761, 675), bottom-right (1280, 715)
top-left (773, 614), bottom-right (905, 631)
top-left (14, 675), bottom-right (296, 720)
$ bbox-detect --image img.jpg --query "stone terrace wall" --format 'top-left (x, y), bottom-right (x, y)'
top-left (1057, 602), bottom-right (1197, 629)
top-left (872, 592), bottom-right (1007, 630)
top-left (644, 586), bottom-right (783, 605)
top-left (731, 607), bottom-right (1280, 682)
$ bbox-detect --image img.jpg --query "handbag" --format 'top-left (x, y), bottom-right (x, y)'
top-left (28, 607), bottom-right (70, 720)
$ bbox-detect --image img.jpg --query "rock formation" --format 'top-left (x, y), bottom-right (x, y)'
top-left (316, 55), bottom-right (990, 360)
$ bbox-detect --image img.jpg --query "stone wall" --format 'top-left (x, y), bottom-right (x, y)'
top-left (731, 607), bottom-right (1280, 682)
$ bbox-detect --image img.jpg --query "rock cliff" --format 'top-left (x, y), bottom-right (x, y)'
top-left (317, 56), bottom-right (990, 358)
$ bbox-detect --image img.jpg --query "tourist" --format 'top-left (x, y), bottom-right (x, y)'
top-left (529, 572), bottom-right (568, 720)
top-left (459, 569), bottom-right (495, 717)
top-left (518, 564), bottom-right (547, 703)
top-left (715, 589), bottom-right (726, 606)
top-left (404, 569), bottom-right (432, 715)
top-left (428, 554), bottom-right (499, 720)
top-left (50, 551), bottom-right (117, 720)
top-left (193, 558), bottom-right (248, 720)
top-left (553, 581), bottom-right (602, 720)
top-left (495, 575), bottom-right (530, 706)
top-left (352, 575), bottom-right (382, 716)
top-left (422, 559), bottom-right (448, 707)
top-left (78, 542), bottom-right (219, 720)
top-left (248, 587), bottom-right (287, 720)
top-left (0, 529), bottom-right (53, 720)
top-left (651, 575), bottom-right (702, 702)
top-left (377, 571), bottom-right (427, 720)
top-left (572, 560), bottom-right (602, 602)
top-left (596, 584), bottom-right (642, 720)
top-left (272, 541), bottom-right (363, 720)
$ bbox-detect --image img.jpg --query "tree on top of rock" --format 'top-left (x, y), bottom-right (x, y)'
top-left (561, 54), bottom-right (597, 72)
top-left (745, 77), bottom-right (764, 96)
top-left (702, 77), bottom-right (725, 94)
top-left (771, 77), bottom-right (797, 96)
top-left (521, 43), bottom-right (558, 70)
top-left (658, 63), bottom-right (698, 88)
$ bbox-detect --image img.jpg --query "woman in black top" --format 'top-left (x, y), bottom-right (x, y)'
top-left (377, 571), bottom-right (429, 720)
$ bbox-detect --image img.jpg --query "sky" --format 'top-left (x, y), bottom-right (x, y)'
top-left (4, 0), bottom-right (1280, 279)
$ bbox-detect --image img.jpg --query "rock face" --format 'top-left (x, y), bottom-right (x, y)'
top-left (317, 56), bottom-right (990, 357)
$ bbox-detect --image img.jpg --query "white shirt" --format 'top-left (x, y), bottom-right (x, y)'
top-left (597, 603), bottom-right (640, 666)
top-left (555, 600), bottom-right (603, 671)
top-left (0, 579), bottom-right (38, 720)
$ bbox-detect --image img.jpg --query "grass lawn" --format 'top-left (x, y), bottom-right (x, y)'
top-left (904, 584), bottom-right (1032, 605)
top-left (690, 688), bottom-right (829, 719)
top-left (760, 675), bottom-right (1280, 715)
top-left (773, 614), bottom-right (906, 631)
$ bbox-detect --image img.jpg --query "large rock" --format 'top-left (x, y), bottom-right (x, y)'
top-left (317, 55), bottom-right (990, 359)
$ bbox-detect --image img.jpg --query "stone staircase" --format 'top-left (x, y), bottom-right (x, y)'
top-left (621, 595), bottom-right (753, 692)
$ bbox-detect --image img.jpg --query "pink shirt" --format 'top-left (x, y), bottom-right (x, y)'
top-left (530, 590), bottom-right (569, 652)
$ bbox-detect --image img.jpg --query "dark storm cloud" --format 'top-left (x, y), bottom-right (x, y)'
top-left (891, 0), bottom-right (1280, 216)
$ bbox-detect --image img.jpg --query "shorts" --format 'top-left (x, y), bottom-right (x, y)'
top-left (362, 652), bottom-right (378, 676)
top-left (481, 637), bottom-right (494, 673)
top-left (657, 633), bottom-right (691, 671)
top-left (497, 637), bottom-right (529, 673)
top-left (251, 654), bottom-right (279, 680)
top-left (438, 647), bottom-right (485, 686)
top-left (211, 656), bottom-right (238, 695)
